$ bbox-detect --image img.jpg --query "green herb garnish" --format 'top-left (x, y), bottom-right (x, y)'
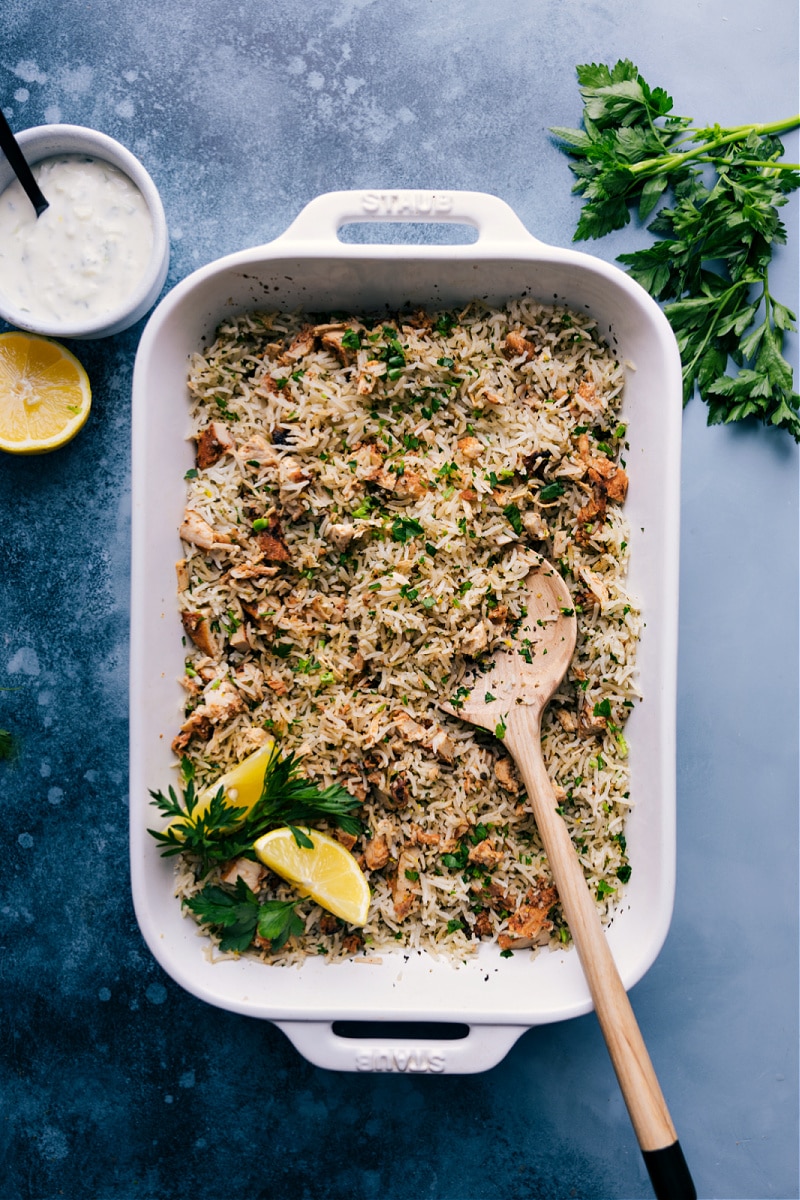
top-left (539, 482), bottom-right (565, 502)
top-left (185, 878), bottom-right (304, 953)
top-left (503, 503), bottom-right (523, 535)
top-left (391, 515), bottom-right (424, 543)
top-left (148, 745), bottom-right (362, 874)
top-left (552, 58), bottom-right (800, 438)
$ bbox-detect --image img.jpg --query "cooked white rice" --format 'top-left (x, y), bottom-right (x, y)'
top-left (170, 298), bottom-right (639, 964)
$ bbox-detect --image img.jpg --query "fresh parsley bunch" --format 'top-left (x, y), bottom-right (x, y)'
top-left (552, 59), bottom-right (800, 439)
top-left (148, 744), bottom-right (362, 875)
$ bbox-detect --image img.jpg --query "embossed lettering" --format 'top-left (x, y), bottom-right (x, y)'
top-left (359, 191), bottom-right (453, 218)
top-left (353, 1047), bottom-right (448, 1073)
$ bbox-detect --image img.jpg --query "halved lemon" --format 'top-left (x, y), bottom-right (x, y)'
top-left (254, 826), bottom-right (370, 926)
top-left (169, 738), bottom-right (274, 837)
top-left (0, 332), bottom-right (91, 454)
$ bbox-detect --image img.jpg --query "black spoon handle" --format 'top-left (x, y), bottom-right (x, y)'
top-left (0, 112), bottom-right (48, 216)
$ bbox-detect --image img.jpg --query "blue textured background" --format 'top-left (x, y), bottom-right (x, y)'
top-left (1, 3), bottom-right (797, 1198)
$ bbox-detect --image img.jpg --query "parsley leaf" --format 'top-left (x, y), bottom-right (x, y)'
top-left (503, 503), bottom-right (523, 535)
top-left (391, 515), bottom-right (424, 543)
top-left (553, 59), bottom-right (800, 439)
top-left (185, 879), bottom-right (304, 953)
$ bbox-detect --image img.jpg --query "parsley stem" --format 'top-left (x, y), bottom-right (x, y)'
top-left (697, 158), bottom-right (800, 172)
top-left (629, 115), bottom-right (800, 178)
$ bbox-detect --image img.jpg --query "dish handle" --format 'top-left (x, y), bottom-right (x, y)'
top-left (273, 189), bottom-right (541, 248)
top-left (274, 1019), bottom-right (526, 1074)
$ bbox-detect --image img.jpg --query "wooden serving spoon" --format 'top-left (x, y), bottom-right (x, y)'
top-left (444, 558), bottom-right (695, 1200)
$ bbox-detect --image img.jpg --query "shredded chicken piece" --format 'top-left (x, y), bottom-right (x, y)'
top-left (228, 560), bottom-right (280, 580)
top-left (200, 679), bottom-right (245, 725)
top-left (171, 711), bottom-right (213, 754)
top-left (181, 611), bottom-right (217, 658)
top-left (238, 434), bottom-right (276, 466)
top-left (356, 359), bottom-right (387, 396)
top-left (604, 467), bottom-right (628, 503)
top-left (504, 330), bottom-right (537, 361)
top-left (179, 509), bottom-right (232, 551)
top-left (409, 824), bottom-right (440, 846)
top-left (575, 377), bottom-right (606, 414)
top-left (468, 838), bottom-right (505, 869)
top-left (460, 620), bottom-right (489, 657)
top-left (317, 325), bottom-right (356, 366)
top-left (576, 490), bottom-right (608, 543)
top-left (486, 881), bottom-right (516, 913)
top-left (522, 510), bottom-right (549, 540)
top-left (576, 433), bottom-right (629, 509)
top-left (221, 857), bottom-right (266, 891)
top-left (389, 773), bottom-right (411, 807)
top-left (363, 464), bottom-right (396, 492)
top-left (392, 848), bottom-right (420, 921)
top-left (554, 707), bottom-right (579, 733)
top-left (196, 421), bottom-right (234, 469)
top-left (256, 513), bottom-right (291, 562)
top-left (579, 566), bottom-right (610, 610)
top-left (280, 325), bottom-right (315, 363)
top-left (236, 726), bottom-right (271, 754)
top-left (457, 436), bottom-right (483, 461)
top-left (364, 834), bottom-right (390, 870)
top-left (473, 910), bottom-right (494, 938)
top-left (394, 469), bottom-right (427, 500)
top-left (497, 883), bottom-right (558, 950)
top-left (579, 700), bottom-right (607, 737)
top-left (175, 559), bottom-right (190, 591)
top-left (228, 624), bottom-right (250, 652)
top-left (278, 456), bottom-right (309, 486)
top-left (494, 757), bottom-right (520, 794)
top-left (393, 710), bottom-right (427, 743)
top-left (427, 728), bottom-right (455, 763)
top-left (326, 522), bottom-right (356, 551)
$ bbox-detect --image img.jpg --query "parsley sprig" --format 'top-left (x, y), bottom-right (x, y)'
top-left (148, 744), bottom-right (362, 874)
top-left (552, 59), bottom-right (800, 439)
top-left (184, 879), bottom-right (305, 953)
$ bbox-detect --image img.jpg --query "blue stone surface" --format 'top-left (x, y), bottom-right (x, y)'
top-left (0, 2), bottom-right (797, 1198)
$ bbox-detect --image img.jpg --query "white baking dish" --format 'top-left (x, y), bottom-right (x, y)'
top-left (130, 190), bottom-right (682, 1074)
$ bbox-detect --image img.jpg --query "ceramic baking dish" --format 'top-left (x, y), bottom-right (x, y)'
top-left (129, 190), bottom-right (682, 1074)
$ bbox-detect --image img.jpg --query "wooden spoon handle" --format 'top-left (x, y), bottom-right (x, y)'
top-left (509, 725), bottom-right (696, 1199)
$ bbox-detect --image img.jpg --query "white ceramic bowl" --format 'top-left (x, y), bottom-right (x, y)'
top-left (0, 124), bottom-right (169, 339)
top-left (130, 191), bottom-right (683, 1074)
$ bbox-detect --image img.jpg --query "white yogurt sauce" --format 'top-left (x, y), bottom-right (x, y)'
top-left (0, 154), bottom-right (154, 325)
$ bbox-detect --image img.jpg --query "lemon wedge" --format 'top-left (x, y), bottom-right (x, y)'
top-left (168, 739), bottom-right (274, 837)
top-left (0, 332), bottom-right (91, 454)
top-left (254, 826), bottom-right (370, 926)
